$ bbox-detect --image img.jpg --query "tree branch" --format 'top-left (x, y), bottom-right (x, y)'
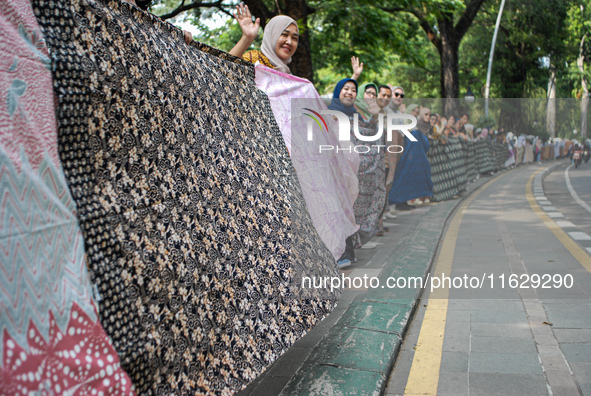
top-left (382, 6), bottom-right (441, 52)
top-left (454, 0), bottom-right (487, 40)
top-left (158, 0), bottom-right (231, 20)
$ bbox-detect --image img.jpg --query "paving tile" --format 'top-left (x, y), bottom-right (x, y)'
top-left (545, 303), bottom-right (591, 327)
top-left (471, 322), bottom-right (533, 338)
top-left (570, 362), bottom-right (591, 384)
top-left (445, 321), bottom-right (471, 338)
top-left (548, 212), bottom-right (565, 218)
top-left (581, 382), bottom-right (591, 396)
top-left (469, 352), bottom-right (544, 375)
top-left (560, 344), bottom-right (591, 362)
top-left (470, 309), bottom-right (528, 323)
top-left (471, 299), bottom-right (524, 311)
top-left (469, 373), bottom-right (549, 395)
top-left (569, 231), bottom-right (591, 240)
top-left (554, 329), bottom-right (591, 343)
top-left (556, 221), bottom-right (576, 228)
top-left (446, 309), bottom-right (471, 322)
top-left (442, 335), bottom-right (470, 353)
top-left (471, 336), bottom-right (538, 354)
top-left (437, 372), bottom-right (469, 395)
top-left (440, 351), bottom-right (469, 372)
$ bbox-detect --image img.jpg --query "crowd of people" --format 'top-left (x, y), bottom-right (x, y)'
top-left (221, 5), bottom-right (582, 269)
top-left (177, 4), bottom-right (582, 269)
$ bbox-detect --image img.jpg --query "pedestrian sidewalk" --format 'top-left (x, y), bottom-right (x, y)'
top-left (237, 172), bottom-right (505, 396)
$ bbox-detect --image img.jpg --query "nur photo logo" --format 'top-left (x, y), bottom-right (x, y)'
top-left (302, 109), bottom-right (418, 153)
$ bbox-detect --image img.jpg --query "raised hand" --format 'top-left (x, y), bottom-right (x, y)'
top-left (234, 4), bottom-right (260, 40)
top-left (366, 97), bottom-right (380, 117)
top-left (351, 56), bottom-right (363, 80)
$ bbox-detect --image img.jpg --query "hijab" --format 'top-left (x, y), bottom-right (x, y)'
top-left (416, 107), bottom-right (432, 135)
top-left (260, 15), bottom-right (298, 74)
top-left (405, 104), bottom-right (419, 115)
top-left (354, 83), bottom-right (378, 119)
top-left (328, 78), bottom-right (358, 116)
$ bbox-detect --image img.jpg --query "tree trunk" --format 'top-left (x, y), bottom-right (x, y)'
top-left (282, 0), bottom-right (314, 82)
top-left (439, 14), bottom-right (459, 115)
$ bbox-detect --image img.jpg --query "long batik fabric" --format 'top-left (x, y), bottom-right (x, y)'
top-left (348, 117), bottom-right (385, 245)
top-left (0, 1), bottom-right (134, 394)
top-left (254, 65), bottom-right (359, 261)
top-left (30, 0), bottom-right (341, 394)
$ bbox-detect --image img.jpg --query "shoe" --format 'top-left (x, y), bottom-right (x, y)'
top-left (424, 197), bottom-right (431, 204)
top-left (360, 242), bottom-right (378, 249)
top-left (395, 202), bottom-right (415, 211)
top-left (383, 227), bottom-right (390, 232)
top-left (337, 258), bottom-right (351, 269)
top-left (376, 231), bottom-right (384, 236)
top-left (411, 199), bottom-right (423, 205)
top-left (385, 212), bottom-right (397, 219)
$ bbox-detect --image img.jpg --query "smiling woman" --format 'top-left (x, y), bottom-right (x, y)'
top-left (229, 4), bottom-right (299, 74)
top-left (328, 78), bottom-right (385, 256)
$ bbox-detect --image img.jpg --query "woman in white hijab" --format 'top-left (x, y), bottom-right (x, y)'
top-left (229, 4), bottom-right (299, 74)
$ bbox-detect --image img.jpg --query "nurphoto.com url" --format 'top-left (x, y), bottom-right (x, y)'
top-left (301, 273), bottom-right (574, 293)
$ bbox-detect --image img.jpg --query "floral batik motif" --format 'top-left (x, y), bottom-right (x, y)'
top-left (30, 0), bottom-right (340, 394)
top-left (0, 1), bottom-right (134, 394)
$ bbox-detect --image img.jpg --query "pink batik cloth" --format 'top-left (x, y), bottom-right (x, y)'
top-left (254, 65), bottom-right (359, 260)
top-left (0, 1), bottom-right (135, 394)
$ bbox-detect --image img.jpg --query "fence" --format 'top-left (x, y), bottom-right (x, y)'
top-left (427, 138), bottom-right (510, 202)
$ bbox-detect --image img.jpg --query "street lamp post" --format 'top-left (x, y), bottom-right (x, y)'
top-left (484, 0), bottom-right (507, 118)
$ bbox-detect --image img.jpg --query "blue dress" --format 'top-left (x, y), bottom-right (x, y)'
top-left (389, 129), bottom-right (433, 205)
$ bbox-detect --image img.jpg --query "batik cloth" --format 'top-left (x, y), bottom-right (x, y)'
top-left (389, 130), bottom-right (433, 205)
top-left (348, 116), bottom-right (385, 244)
top-left (243, 50), bottom-right (274, 68)
top-left (30, 0), bottom-right (340, 394)
top-left (254, 65), bottom-right (359, 260)
top-left (0, 1), bottom-right (134, 394)
top-left (475, 139), bottom-right (494, 174)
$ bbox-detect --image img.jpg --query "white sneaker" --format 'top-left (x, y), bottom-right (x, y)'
top-left (385, 212), bottom-right (397, 219)
top-left (360, 242), bottom-right (378, 249)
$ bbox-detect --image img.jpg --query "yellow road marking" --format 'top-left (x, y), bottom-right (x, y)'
top-left (404, 175), bottom-right (503, 395)
top-left (526, 168), bottom-right (591, 273)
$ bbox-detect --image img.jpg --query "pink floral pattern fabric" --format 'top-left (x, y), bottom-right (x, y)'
top-left (254, 65), bottom-right (359, 260)
top-left (0, 1), bottom-right (134, 394)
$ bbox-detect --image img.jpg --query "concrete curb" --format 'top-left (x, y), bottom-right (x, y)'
top-left (278, 169), bottom-right (516, 395)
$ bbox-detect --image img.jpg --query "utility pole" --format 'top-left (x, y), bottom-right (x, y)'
top-left (484, 0), bottom-right (506, 118)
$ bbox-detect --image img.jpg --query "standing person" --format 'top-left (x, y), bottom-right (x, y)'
top-left (376, 85), bottom-right (396, 234)
top-left (384, 85), bottom-right (406, 218)
top-left (230, 5), bottom-right (298, 74)
top-left (354, 83), bottom-right (378, 120)
top-left (534, 138), bottom-right (543, 163)
top-left (406, 104), bottom-right (420, 118)
top-left (329, 79), bottom-right (384, 262)
top-left (389, 107), bottom-right (434, 210)
top-left (388, 86), bottom-right (406, 114)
